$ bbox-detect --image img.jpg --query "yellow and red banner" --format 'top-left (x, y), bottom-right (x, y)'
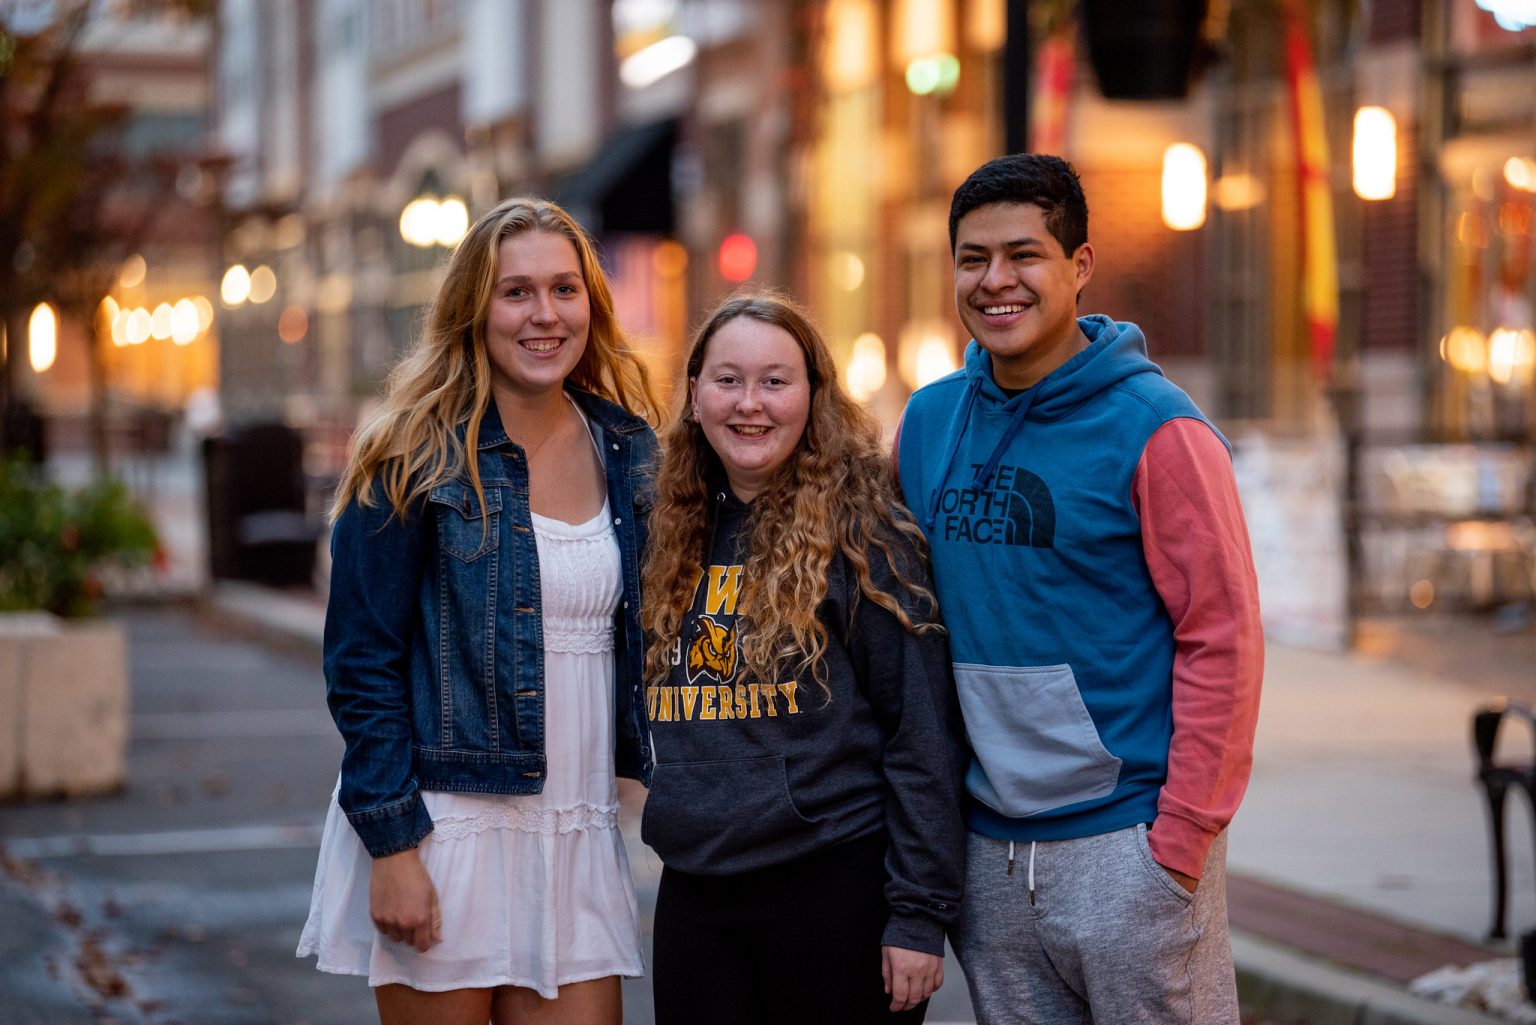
top-left (1282, 0), bottom-right (1339, 381)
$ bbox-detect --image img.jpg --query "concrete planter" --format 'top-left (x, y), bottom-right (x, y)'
top-left (0, 612), bottom-right (128, 800)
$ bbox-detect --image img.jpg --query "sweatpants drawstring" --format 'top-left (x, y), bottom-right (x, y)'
top-left (1006, 841), bottom-right (1039, 905)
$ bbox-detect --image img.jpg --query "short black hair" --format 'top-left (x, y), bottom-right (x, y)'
top-left (948, 154), bottom-right (1089, 256)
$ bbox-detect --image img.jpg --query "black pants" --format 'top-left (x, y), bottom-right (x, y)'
top-left (652, 832), bottom-right (929, 1025)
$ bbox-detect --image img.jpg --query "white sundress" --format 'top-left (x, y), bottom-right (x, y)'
top-left (296, 497), bottom-right (644, 997)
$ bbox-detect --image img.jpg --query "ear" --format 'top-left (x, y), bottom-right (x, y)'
top-left (1073, 242), bottom-right (1096, 293)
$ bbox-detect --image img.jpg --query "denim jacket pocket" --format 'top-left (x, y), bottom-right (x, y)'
top-left (954, 662), bottom-right (1122, 818)
top-left (428, 481), bottom-right (503, 562)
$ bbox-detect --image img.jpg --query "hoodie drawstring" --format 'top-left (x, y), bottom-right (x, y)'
top-left (967, 384), bottom-right (1041, 496)
top-left (922, 376), bottom-right (983, 533)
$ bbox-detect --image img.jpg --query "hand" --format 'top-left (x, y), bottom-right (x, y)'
top-left (369, 848), bottom-right (442, 951)
top-left (882, 945), bottom-right (943, 1012)
top-left (1162, 865), bottom-right (1199, 894)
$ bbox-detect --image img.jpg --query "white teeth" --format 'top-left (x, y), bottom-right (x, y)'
top-left (522, 340), bottom-right (560, 352)
top-left (733, 425), bottom-right (768, 436)
top-left (982, 304), bottom-right (1025, 315)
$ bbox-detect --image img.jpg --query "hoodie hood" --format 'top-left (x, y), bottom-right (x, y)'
top-left (963, 314), bottom-right (1164, 421)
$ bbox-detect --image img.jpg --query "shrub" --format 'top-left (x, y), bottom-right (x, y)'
top-left (0, 459), bottom-right (158, 617)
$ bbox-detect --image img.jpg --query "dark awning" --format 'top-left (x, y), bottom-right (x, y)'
top-left (555, 118), bottom-right (678, 235)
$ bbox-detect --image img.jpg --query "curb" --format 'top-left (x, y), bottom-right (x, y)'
top-left (1235, 932), bottom-right (1505, 1025)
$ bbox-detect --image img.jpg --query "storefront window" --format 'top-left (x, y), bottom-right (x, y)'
top-left (1435, 3), bottom-right (1536, 441)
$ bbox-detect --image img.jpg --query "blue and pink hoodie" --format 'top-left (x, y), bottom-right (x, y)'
top-left (897, 314), bottom-right (1263, 878)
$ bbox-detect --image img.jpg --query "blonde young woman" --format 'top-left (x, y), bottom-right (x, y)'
top-left (640, 291), bottom-right (967, 1025)
top-left (297, 197), bottom-right (659, 1025)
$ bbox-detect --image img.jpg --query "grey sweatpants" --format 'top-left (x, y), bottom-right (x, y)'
top-left (952, 825), bottom-right (1238, 1025)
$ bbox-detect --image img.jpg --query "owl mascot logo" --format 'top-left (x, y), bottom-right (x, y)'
top-left (687, 614), bottom-right (736, 683)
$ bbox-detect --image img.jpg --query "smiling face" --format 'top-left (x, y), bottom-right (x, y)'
top-left (691, 317), bottom-right (812, 504)
top-left (953, 201), bottom-right (1095, 391)
top-left (485, 230), bottom-right (590, 403)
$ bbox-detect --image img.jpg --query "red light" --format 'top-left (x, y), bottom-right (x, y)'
top-left (717, 233), bottom-right (757, 283)
top-left (278, 305), bottom-right (309, 343)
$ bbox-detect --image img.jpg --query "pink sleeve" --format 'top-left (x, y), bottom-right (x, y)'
top-left (1134, 418), bottom-right (1263, 879)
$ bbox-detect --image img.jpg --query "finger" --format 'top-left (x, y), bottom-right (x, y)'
top-left (882, 951), bottom-right (892, 995)
top-left (890, 972), bottom-right (912, 1012)
top-left (933, 961), bottom-right (944, 993)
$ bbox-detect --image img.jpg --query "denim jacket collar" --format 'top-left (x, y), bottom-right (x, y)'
top-left (467, 389), bottom-right (646, 454)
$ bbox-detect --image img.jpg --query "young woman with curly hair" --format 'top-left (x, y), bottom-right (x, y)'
top-left (297, 197), bottom-right (659, 1025)
top-left (640, 291), bottom-right (966, 1025)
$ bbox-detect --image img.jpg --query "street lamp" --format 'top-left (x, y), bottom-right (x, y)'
top-left (221, 264), bottom-right (252, 306)
top-left (28, 302), bottom-right (57, 374)
top-left (1352, 106), bottom-right (1396, 201)
top-left (1162, 143), bottom-right (1208, 231)
top-left (399, 195), bottom-right (469, 248)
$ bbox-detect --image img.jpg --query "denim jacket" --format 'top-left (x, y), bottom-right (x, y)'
top-left (323, 390), bottom-right (658, 858)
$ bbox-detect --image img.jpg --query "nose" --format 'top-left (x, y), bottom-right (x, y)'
top-left (980, 255), bottom-right (1013, 293)
top-left (530, 291), bottom-right (558, 325)
top-left (735, 385), bottom-right (763, 414)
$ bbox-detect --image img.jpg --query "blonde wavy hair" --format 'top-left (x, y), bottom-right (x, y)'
top-left (331, 197), bottom-right (659, 521)
top-left (642, 291), bottom-right (940, 697)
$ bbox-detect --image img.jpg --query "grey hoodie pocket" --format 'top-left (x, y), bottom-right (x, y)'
top-left (641, 755), bottom-right (813, 873)
top-left (954, 662), bottom-right (1121, 818)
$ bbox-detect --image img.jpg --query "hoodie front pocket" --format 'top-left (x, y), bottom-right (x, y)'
top-left (641, 755), bottom-right (813, 873)
top-left (954, 662), bottom-right (1121, 818)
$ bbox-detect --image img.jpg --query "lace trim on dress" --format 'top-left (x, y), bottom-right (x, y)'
top-left (425, 801), bottom-right (621, 842)
top-left (542, 619), bottom-right (614, 654)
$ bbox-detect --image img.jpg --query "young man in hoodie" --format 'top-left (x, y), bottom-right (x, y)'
top-left (895, 154), bottom-right (1263, 1024)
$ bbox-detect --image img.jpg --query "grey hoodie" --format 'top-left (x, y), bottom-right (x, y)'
top-left (640, 487), bottom-right (966, 955)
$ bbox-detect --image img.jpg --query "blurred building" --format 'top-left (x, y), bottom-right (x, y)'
top-left (205, 0), bottom-right (1535, 627)
top-left (6, 3), bottom-right (219, 457)
top-left (210, 0), bottom-right (766, 465)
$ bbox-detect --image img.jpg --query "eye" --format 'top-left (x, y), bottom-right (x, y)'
top-left (502, 286), bottom-right (527, 298)
top-left (556, 283), bottom-right (580, 296)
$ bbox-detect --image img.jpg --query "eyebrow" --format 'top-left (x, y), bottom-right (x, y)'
top-left (957, 238), bottom-right (1045, 253)
top-left (706, 362), bottom-right (800, 374)
top-left (496, 271), bottom-right (582, 286)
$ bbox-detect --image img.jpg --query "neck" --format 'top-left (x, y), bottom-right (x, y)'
top-left (493, 382), bottom-right (567, 422)
top-left (991, 325), bottom-right (1089, 391)
top-left (493, 384), bottom-right (572, 445)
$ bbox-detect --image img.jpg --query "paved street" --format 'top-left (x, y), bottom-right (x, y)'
top-left (0, 606), bottom-right (363, 1025)
top-left (0, 604), bottom-right (980, 1025)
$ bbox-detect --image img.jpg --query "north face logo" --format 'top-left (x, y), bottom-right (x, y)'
top-left (937, 463), bottom-right (1055, 547)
